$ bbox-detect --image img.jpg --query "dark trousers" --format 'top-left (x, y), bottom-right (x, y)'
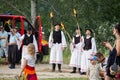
top-left (8, 45), bottom-right (18, 66)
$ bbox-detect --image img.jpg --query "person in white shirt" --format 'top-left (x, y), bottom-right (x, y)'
top-left (18, 43), bottom-right (37, 80)
top-left (81, 28), bottom-right (97, 74)
top-left (8, 29), bottom-right (18, 69)
top-left (69, 27), bottom-right (84, 73)
top-left (18, 27), bottom-right (38, 68)
top-left (49, 23), bottom-right (67, 72)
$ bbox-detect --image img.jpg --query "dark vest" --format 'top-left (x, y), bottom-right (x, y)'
top-left (53, 30), bottom-right (61, 43)
top-left (83, 36), bottom-right (92, 50)
top-left (74, 36), bottom-right (80, 44)
top-left (23, 34), bottom-right (33, 45)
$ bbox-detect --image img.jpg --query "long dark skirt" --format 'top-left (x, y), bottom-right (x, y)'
top-left (106, 48), bottom-right (117, 78)
top-left (8, 45), bottom-right (18, 64)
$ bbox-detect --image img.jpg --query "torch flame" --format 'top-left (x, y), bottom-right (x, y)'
top-left (50, 11), bottom-right (53, 18)
top-left (6, 19), bottom-right (11, 26)
top-left (73, 8), bottom-right (77, 17)
top-left (61, 22), bottom-right (65, 30)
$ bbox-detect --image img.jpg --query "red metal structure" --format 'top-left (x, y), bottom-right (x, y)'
top-left (0, 14), bottom-right (48, 62)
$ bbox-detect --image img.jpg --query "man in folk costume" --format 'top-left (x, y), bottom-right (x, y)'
top-left (19, 27), bottom-right (38, 68)
top-left (49, 23), bottom-right (67, 72)
top-left (69, 27), bottom-right (84, 73)
top-left (81, 28), bottom-right (97, 75)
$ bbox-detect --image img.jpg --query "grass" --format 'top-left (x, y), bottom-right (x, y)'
top-left (0, 58), bottom-right (6, 65)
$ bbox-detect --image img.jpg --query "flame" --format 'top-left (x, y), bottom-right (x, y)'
top-left (50, 11), bottom-right (53, 18)
top-left (5, 19), bottom-right (11, 26)
top-left (73, 8), bottom-right (77, 17)
top-left (61, 22), bottom-right (65, 30)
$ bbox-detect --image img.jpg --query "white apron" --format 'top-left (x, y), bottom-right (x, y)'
top-left (81, 50), bottom-right (92, 72)
top-left (49, 31), bottom-right (67, 64)
top-left (69, 43), bottom-right (83, 68)
top-left (81, 37), bottom-right (97, 72)
top-left (49, 43), bottom-right (63, 64)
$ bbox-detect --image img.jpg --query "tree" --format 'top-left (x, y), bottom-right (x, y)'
top-left (0, 0), bottom-right (120, 52)
top-left (31, 0), bottom-right (37, 26)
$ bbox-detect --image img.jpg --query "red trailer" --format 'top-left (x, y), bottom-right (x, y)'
top-left (0, 14), bottom-right (48, 62)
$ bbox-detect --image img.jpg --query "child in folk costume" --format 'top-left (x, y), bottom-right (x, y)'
top-left (81, 28), bottom-right (97, 74)
top-left (18, 27), bottom-right (38, 68)
top-left (87, 55), bottom-right (101, 80)
top-left (49, 23), bottom-right (67, 72)
top-left (69, 27), bottom-right (84, 73)
top-left (18, 43), bottom-right (37, 80)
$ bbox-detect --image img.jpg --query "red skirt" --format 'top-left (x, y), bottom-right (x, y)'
top-left (115, 74), bottom-right (120, 78)
top-left (23, 65), bottom-right (37, 80)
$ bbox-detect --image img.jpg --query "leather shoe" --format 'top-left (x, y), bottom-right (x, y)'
top-left (70, 71), bottom-right (76, 73)
top-left (58, 70), bottom-right (62, 72)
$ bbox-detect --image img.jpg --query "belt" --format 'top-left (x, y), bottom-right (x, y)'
top-left (53, 42), bottom-right (61, 44)
top-left (84, 49), bottom-right (91, 51)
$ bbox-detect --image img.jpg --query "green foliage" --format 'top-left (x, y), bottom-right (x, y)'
top-left (0, 0), bottom-right (120, 52)
top-left (63, 43), bottom-right (71, 64)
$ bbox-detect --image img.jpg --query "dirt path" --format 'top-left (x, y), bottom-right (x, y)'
top-left (0, 64), bottom-right (86, 79)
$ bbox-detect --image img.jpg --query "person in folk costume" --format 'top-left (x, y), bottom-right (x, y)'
top-left (81, 28), bottom-right (97, 75)
top-left (18, 43), bottom-right (38, 80)
top-left (69, 27), bottom-right (84, 73)
top-left (49, 23), bottom-right (67, 72)
top-left (19, 27), bottom-right (38, 68)
top-left (0, 26), bottom-right (8, 64)
top-left (8, 29), bottom-right (18, 69)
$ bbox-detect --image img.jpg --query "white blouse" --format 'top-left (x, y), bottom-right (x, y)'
top-left (24, 54), bottom-right (36, 67)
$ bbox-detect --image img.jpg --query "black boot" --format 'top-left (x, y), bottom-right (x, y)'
top-left (78, 68), bottom-right (81, 73)
top-left (52, 63), bottom-right (56, 72)
top-left (9, 64), bottom-right (15, 69)
top-left (58, 64), bottom-right (62, 72)
top-left (80, 72), bottom-right (86, 75)
top-left (71, 67), bottom-right (76, 73)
